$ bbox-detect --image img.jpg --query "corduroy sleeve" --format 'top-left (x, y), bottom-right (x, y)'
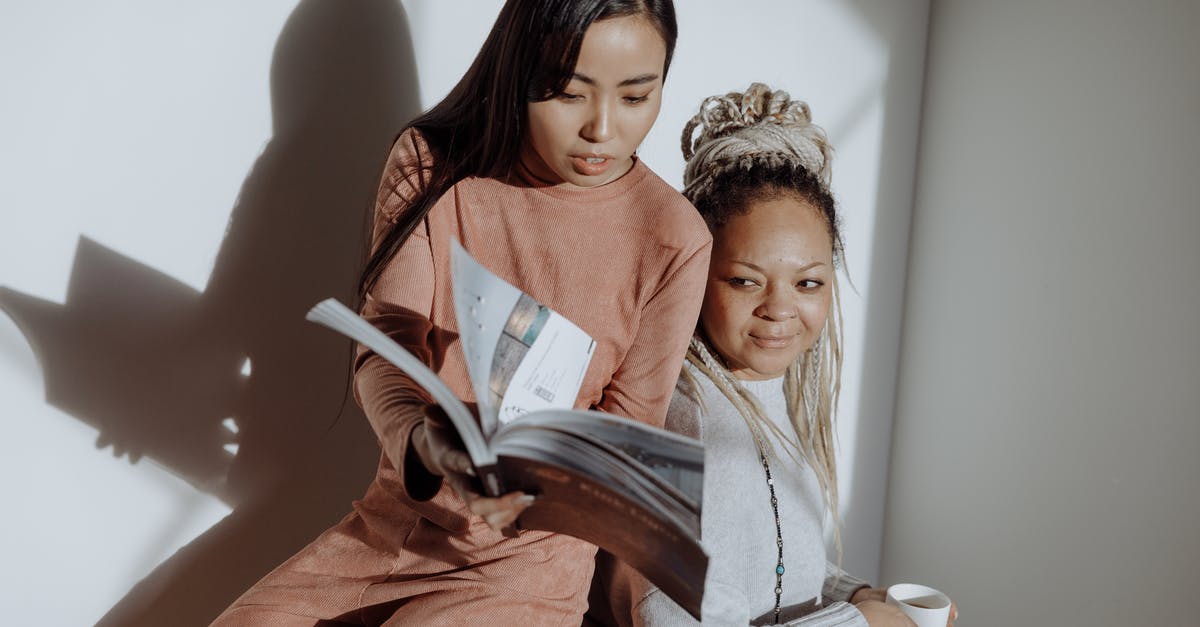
top-left (352, 130), bottom-right (445, 503)
top-left (597, 239), bottom-right (711, 426)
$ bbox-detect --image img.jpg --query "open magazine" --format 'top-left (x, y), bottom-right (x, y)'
top-left (305, 240), bottom-right (706, 619)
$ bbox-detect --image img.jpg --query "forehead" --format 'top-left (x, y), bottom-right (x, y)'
top-left (714, 196), bottom-right (833, 264)
top-left (572, 15), bottom-right (666, 82)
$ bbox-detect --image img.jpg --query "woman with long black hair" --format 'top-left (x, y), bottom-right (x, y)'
top-left (212, 1), bottom-right (710, 624)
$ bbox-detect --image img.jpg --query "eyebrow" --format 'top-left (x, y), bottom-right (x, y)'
top-left (732, 259), bottom-right (829, 273)
top-left (571, 72), bottom-right (661, 87)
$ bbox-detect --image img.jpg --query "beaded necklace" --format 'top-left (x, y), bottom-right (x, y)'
top-left (758, 442), bottom-right (785, 624)
top-left (740, 393), bottom-right (788, 624)
top-left (689, 338), bottom-right (789, 624)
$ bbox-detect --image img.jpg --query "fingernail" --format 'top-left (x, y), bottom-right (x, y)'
top-left (516, 494), bottom-right (536, 504)
top-left (450, 454), bottom-right (475, 476)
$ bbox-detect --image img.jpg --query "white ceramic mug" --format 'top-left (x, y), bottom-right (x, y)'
top-left (885, 583), bottom-right (951, 627)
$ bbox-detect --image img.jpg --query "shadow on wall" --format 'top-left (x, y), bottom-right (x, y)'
top-left (839, 0), bottom-right (929, 583)
top-left (0, 1), bottom-right (420, 624)
top-left (819, 1), bottom-right (930, 582)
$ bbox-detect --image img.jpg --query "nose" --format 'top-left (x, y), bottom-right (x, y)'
top-left (580, 99), bottom-right (614, 143)
top-left (755, 287), bottom-right (798, 321)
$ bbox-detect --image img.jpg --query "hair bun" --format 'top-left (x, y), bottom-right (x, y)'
top-left (681, 83), bottom-right (832, 198)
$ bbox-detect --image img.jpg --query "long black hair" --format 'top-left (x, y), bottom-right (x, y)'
top-left (358, 0), bottom-right (678, 299)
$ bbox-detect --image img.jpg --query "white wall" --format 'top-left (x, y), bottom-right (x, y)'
top-left (0, 2), bottom-right (928, 624)
top-left (0, 2), bottom-right (417, 624)
top-left (882, 1), bottom-right (1200, 624)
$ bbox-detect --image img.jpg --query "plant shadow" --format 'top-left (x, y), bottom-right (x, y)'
top-left (0, 1), bottom-right (420, 624)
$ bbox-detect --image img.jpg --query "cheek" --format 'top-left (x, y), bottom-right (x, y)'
top-left (533, 126), bottom-right (559, 158)
top-left (526, 106), bottom-right (569, 153)
top-left (700, 292), bottom-right (744, 343)
top-left (797, 299), bottom-right (831, 342)
top-left (697, 303), bottom-right (721, 342)
top-left (622, 103), bottom-right (661, 144)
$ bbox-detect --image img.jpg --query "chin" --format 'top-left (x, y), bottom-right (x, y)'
top-left (750, 355), bottom-right (797, 379)
top-left (734, 361), bottom-right (789, 381)
top-left (567, 177), bottom-right (604, 189)
top-left (570, 171), bottom-right (618, 188)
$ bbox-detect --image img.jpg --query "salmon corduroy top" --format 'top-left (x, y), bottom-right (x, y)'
top-left (350, 128), bottom-right (712, 547)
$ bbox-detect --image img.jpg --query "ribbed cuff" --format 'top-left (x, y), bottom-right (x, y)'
top-left (822, 562), bottom-right (870, 603)
top-left (402, 418), bottom-right (444, 501)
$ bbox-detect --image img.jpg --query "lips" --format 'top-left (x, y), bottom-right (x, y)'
top-left (749, 332), bottom-right (795, 349)
top-left (571, 153), bottom-right (613, 177)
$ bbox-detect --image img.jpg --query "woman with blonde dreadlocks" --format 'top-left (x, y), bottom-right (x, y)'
top-left (598, 84), bottom-right (956, 626)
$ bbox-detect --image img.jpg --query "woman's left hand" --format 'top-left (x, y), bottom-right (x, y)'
top-left (415, 405), bottom-right (536, 534)
top-left (851, 587), bottom-right (958, 627)
top-left (850, 587), bottom-right (886, 604)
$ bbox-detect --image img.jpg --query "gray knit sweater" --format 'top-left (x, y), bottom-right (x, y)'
top-left (620, 363), bottom-right (870, 626)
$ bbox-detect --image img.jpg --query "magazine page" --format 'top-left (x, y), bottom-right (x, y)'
top-left (450, 240), bottom-right (595, 435)
top-left (500, 408), bottom-right (704, 514)
top-left (495, 422), bottom-right (700, 535)
top-left (304, 299), bottom-right (494, 467)
top-left (449, 240), bottom-right (522, 437)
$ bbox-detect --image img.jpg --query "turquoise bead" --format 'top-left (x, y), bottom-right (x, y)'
top-left (776, 565), bottom-right (785, 575)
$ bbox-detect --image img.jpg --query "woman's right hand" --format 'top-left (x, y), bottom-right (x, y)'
top-left (411, 405), bottom-right (535, 533)
top-left (854, 600), bottom-right (917, 627)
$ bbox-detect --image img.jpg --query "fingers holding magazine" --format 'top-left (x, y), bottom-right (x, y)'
top-left (411, 404), bottom-right (476, 480)
top-left (414, 404), bottom-right (534, 536)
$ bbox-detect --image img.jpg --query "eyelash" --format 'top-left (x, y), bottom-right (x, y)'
top-left (556, 93), bottom-right (650, 104)
top-left (727, 278), bottom-right (824, 290)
